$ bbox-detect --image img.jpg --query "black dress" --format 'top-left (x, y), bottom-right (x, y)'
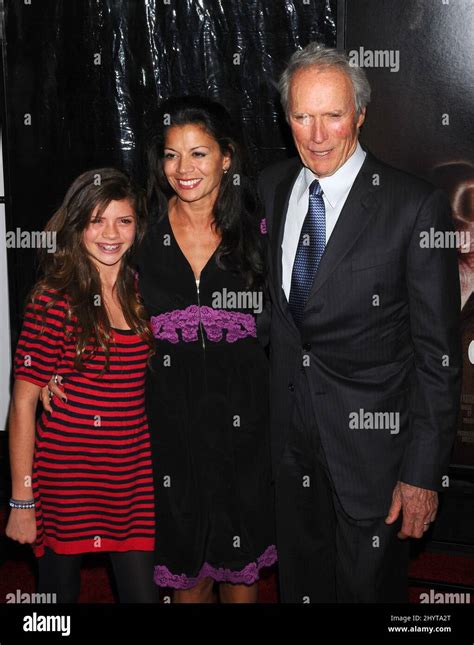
top-left (136, 212), bottom-right (276, 589)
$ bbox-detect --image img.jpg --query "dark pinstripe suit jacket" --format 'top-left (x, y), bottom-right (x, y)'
top-left (258, 151), bottom-right (462, 519)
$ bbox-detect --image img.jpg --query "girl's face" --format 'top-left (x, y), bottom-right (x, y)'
top-left (162, 124), bottom-right (231, 206)
top-left (82, 198), bottom-right (137, 269)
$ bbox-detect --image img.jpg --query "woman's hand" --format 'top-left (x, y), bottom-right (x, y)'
top-left (39, 375), bottom-right (66, 412)
top-left (5, 508), bottom-right (37, 544)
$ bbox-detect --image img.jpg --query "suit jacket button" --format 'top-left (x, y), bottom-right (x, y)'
top-left (288, 383), bottom-right (295, 392)
top-left (303, 343), bottom-right (311, 351)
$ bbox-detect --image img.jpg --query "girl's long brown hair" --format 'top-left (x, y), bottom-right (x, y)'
top-left (30, 167), bottom-right (154, 371)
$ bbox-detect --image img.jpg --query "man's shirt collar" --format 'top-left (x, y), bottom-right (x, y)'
top-left (296, 142), bottom-right (366, 209)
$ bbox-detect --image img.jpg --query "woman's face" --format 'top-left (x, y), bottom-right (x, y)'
top-left (82, 198), bottom-right (137, 269)
top-left (163, 124), bottom-right (231, 206)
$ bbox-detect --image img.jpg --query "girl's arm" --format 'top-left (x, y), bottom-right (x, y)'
top-left (5, 379), bottom-right (40, 544)
top-left (8, 290), bottom-right (68, 544)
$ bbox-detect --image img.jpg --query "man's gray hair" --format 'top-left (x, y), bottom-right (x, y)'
top-left (279, 42), bottom-right (371, 118)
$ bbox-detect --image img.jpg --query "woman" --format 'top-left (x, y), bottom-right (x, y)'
top-left (140, 96), bottom-right (276, 602)
top-left (6, 168), bottom-right (158, 603)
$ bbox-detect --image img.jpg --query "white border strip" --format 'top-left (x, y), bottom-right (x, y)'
top-left (0, 128), bottom-right (11, 431)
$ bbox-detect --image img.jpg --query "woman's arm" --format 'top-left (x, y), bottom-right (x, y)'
top-left (5, 379), bottom-right (40, 544)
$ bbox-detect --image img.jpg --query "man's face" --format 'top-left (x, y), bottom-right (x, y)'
top-left (288, 66), bottom-right (365, 177)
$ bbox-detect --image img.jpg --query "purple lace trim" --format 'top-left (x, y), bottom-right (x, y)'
top-left (154, 544), bottom-right (277, 589)
top-left (150, 305), bottom-right (257, 344)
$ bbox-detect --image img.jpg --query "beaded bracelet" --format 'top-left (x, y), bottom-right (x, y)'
top-left (9, 498), bottom-right (35, 509)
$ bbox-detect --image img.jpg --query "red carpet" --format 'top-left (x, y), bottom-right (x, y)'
top-left (0, 505), bottom-right (471, 603)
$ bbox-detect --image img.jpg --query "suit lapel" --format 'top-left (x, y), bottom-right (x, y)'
top-left (306, 153), bottom-right (381, 301)
top-left (270, 160), bottom-right (302, 313)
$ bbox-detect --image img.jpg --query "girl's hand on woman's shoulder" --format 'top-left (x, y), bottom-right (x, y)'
top-left (39, 375), bottom-right (67, 412)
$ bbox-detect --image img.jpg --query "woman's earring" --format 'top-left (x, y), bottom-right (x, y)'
top-left (223, 169), bottom-right (228, 174)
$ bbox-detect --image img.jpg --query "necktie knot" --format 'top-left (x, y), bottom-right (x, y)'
top-left (310, 179), bottom-right (323, 197)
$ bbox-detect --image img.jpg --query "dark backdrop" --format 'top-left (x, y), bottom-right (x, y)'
top-left (3, 0), bottom-right (337, 332)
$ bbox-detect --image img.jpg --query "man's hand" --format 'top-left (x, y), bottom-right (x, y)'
top-left (385, 481), bottom-right (438, 539)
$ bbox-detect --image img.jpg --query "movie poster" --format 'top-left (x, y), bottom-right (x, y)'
top-left (344, 0), bottom-right (474, 469)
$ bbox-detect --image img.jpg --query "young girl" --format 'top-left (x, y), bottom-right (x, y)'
top-left (6, 168), bottom-right (158, 603)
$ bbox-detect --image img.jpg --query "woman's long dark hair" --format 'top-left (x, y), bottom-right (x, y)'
top-left (30, 167), bottom-right (154, 371)
top-left (147, 96), bottom-right (264, 289)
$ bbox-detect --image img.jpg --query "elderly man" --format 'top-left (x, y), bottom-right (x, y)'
top-left (258, 43), bottom-right (461, 602)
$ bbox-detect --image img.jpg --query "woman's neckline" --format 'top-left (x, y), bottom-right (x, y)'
top-left (166, 211), bottom-right (220, 282)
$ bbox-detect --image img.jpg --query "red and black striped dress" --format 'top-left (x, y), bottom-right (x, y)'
top-left (13, 291), bottom-right (155, 557)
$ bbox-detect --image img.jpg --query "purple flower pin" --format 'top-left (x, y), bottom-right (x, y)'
top-left (260, 217), bottom-right (267, 235)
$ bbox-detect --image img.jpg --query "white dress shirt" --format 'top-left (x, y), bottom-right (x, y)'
top-left (281, 143), bottom-right (367, 300)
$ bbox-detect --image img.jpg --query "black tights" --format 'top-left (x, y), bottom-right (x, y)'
top-left (37, 548), bottom-right (159, 603)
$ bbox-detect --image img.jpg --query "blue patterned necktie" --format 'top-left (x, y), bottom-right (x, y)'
top-left (288, 179), bottom-right (326, 327)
